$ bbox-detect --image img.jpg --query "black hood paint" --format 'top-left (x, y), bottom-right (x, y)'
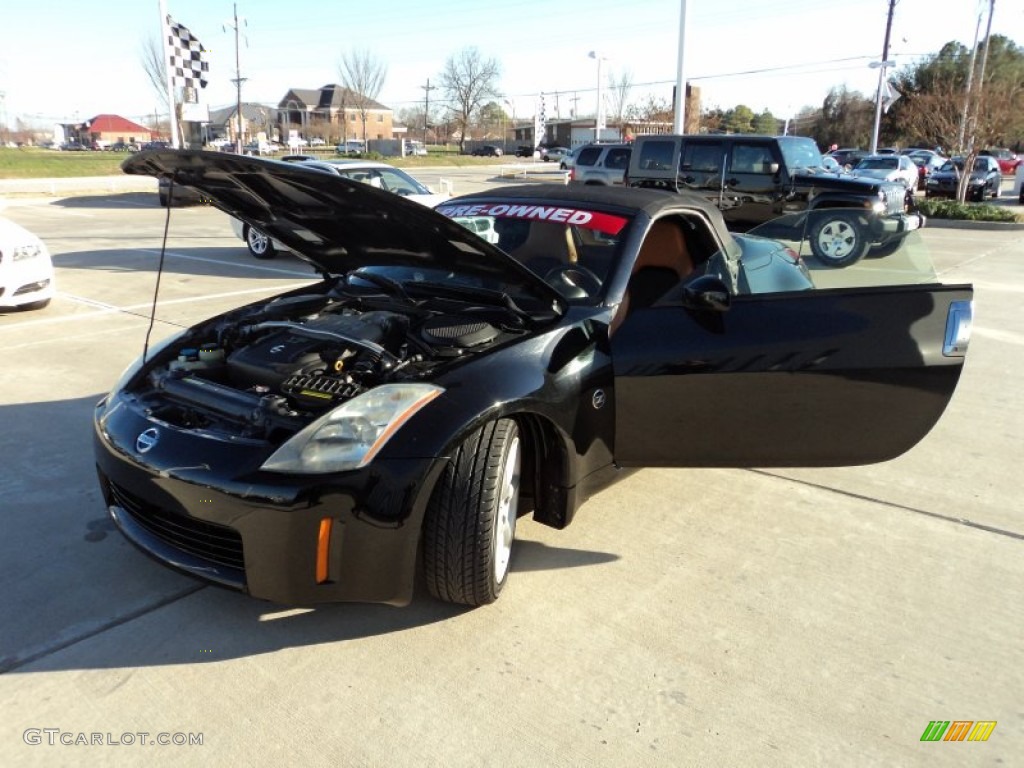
top-left (122, 150), bottom-right (566, 312)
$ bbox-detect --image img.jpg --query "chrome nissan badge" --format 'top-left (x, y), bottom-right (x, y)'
top-left (136, 428), bottom-right (160, 453)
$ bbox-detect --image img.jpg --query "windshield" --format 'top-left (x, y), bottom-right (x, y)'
top-left (328, 165), bottom-right (430, 195)
top-left (436, 201), bottom-right (632, 304)
top-left (778, 137), bottom-right (825, 171)
top-left (857, 158), bottom-right (898, 170)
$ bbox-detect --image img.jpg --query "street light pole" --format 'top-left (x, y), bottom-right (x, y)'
top-left (225, 2), bottom-right (247, 154)
top-left (673, 0), bottom-right (689, 133)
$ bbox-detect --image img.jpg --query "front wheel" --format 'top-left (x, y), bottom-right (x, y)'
top-left (423, 419), bottom-right (521, 606)
top-left (243, 224), bottom-right (275, 259)
top-left (808, 212), bottom-right (871, 268)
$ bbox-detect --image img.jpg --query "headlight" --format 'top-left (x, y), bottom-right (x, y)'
top-left (261, 383), bottom-right (444, 474)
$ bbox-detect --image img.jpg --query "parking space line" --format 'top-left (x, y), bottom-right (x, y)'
top-left (138, 249), bottom-right (316, 277)
top-left (0, 282), bottom-right (313, 334)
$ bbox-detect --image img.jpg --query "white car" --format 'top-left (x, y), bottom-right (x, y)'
top-left (541, 146), bottom-right (570, 163)
top-left (852, 154), bottom-right (919, 191)
top-left (0, 216), bottom-right (55, 310)
top-left (231, 159), bottom-right (451, 258)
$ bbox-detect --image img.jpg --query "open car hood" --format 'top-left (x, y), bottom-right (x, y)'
top-left (122, 150), bottom-right (566, 314)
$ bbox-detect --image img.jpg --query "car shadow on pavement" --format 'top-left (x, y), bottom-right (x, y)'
top-left (53, 248), bottom-right (317, 280)
top-left (50, 193), bottom-right (159, 210)
top-left (0, 392), bottom-right (619, 675)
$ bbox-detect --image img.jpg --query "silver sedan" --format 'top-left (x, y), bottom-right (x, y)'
top-left (852, 154), bottom-right (919, 192)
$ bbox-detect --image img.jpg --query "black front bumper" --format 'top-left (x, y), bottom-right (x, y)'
top-left (94, 396), bottom-right (445, 605)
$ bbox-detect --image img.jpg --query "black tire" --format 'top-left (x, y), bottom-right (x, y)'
top-left (991, 182), bottom-right (1000, 199)
top-left (243, 224), bottom-right (276, 259)
top-left (808, 211), bottom-right (871, 268)
top-left (423, 419), bottom-right (521, 606)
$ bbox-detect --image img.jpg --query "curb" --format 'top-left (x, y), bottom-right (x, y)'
top-left (925, 218), bottom-right (1024, 231)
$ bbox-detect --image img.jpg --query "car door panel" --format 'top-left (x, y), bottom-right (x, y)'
top-left (611, 284), bottom-right (972, 467)
top-left (677, 141), bottom-right (726, 209)
top-left (724, 141), bottom-right (781, 225)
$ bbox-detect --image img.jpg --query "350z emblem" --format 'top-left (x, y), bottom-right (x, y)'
top-left (136, 428), bottom-right (160, 453)
top-left (591, 389), bottom-right (607, 409)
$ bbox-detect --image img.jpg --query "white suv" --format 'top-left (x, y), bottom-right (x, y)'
top-left (567, 143), bottom-right (632, 185)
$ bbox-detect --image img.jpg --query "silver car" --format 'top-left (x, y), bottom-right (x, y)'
top-left (852, 154), bottom-right (919, 191)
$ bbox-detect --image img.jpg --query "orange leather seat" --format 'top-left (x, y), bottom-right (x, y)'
top-left (611, 219), bottom-right (694, 333)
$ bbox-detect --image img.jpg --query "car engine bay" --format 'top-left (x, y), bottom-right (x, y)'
top-left (127, 279), bottom-right (529, 443)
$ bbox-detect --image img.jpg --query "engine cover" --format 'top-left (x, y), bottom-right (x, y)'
top-left (227, 330), bottom-right (326, 389)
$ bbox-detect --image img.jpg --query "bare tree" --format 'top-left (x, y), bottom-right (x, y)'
top-left (339, 49), bottom-right (387, 143)
top-left (141, 36), bottom-right (167, 103)
top-left (607, 69), bottom-right (633, 139)
top-left (139, 35), bottom-right (185, 142)
top-left (438, 47), bottom-right (500, 153)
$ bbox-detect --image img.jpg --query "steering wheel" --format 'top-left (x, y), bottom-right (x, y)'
top-left (543, 264), bottom-right (602, 299)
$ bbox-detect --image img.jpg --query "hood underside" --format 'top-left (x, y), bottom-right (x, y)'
top-left (122, 150), bottom-right (565, 311)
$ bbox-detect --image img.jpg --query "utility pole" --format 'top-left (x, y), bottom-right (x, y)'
top-left (966, 0), bottom-right (996, 155)
top-left (869, 0), bottom-right (897, 154)
top-left (225, 3), bottom-right (247, 154)
top-left (569, 92), bottom-right (580, 119)
top-left (420, 79), bottom-right (436, 145)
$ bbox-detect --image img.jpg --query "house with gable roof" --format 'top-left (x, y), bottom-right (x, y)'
top-left (277, 84), bottom-right (393, 145)
top-left (80, 114), bottom-right (153, 147)
top-left (207, 103), bottom-right (279, 145)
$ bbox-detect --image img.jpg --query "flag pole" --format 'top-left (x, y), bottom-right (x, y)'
top-left (158, 0), bottom-right (180, 148)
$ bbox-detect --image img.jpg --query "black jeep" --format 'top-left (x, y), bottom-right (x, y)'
top-left (625, 134), bottom-right (924, 267)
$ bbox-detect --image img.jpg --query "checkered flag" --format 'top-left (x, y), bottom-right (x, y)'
top-left (165, 15), bottom-right (209, 89)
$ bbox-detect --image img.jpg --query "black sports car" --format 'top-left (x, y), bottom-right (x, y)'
top-left (94, 151), bottom-right (974, 607)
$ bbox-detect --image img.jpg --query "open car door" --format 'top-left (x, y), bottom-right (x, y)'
top-left (611, 215), bottom-right (972, 467)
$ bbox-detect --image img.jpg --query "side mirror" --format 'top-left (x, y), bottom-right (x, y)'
top-left (682, 275), bottom-right (731, 312)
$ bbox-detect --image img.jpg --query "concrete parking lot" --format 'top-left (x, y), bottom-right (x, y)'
top-left (0, 171), bottom-right (1021, 767)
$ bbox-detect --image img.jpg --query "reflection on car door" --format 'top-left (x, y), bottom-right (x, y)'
top-left (724, 141), bottom-right (781, 225)
top-left (678, 141), bottom-right (725, 207)
top-left (610, 283), bottom-right (972, 466)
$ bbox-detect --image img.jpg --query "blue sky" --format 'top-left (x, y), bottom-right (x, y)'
top-left (1, 0), bottom-right (1021, 128)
